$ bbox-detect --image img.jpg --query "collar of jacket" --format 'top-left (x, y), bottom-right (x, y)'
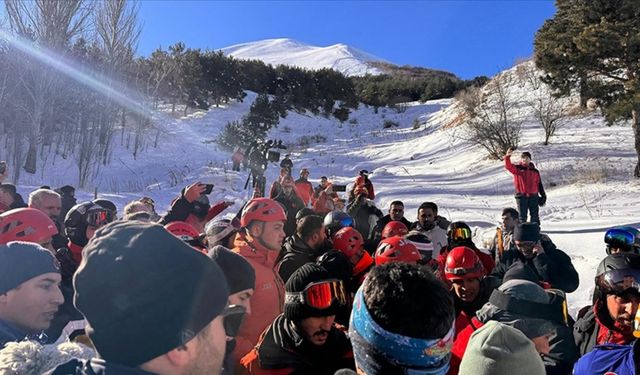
top-left (68, 241), bottom-right (84, 265)
top-left (235, 235), bottom-right (277, 266)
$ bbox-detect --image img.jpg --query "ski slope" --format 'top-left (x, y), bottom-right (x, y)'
top-left (9, 61), bottom-right (640, 318)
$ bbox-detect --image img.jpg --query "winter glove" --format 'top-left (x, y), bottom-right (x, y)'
top-left (538, 194), bottom-right (547, 207)
top-left (55, 248), bottom-right (79, 281)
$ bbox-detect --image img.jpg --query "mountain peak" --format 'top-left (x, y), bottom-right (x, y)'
top-left (219, 39), bottom-right (388, 76)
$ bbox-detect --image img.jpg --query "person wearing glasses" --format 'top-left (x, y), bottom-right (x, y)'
top-left (574, 253), bottom-right (640, 356)
top-left (50, 221), bottom-right (233, 374)
top-left (241, 263), bottom-right (354, 374)
top-left (604, 226), bottom-right (640, 255)
top-left (491, 223), bottom-right (579, 293)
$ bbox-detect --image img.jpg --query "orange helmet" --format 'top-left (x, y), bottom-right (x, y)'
top-left (164, 221), bottom-right (206, 253)
top-left (0, 208), bottom-right (58, 245)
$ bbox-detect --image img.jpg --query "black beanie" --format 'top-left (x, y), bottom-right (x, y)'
top-left (284, 264), bottom-right (338, 321)
top-left (208, 245), bottom-right (256, 294)
top-left (0, 242), bottom-right (59, 294)
top-left (74, 221), bottom-right (229, 367)
top-left (514, 223), bottom-right (540, 242)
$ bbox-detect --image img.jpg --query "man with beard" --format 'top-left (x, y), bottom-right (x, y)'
top-left (277, 215), bottom-right (329, 283)
top-left (28, 189), bottom-right (67, 250)
top-left (368, 200), bottom-right (412, 251)
top-left (410, 202), bottom-right (449, 258)
top-left (574, 253), bottom-right (640, 355)
top-left (241, 263), bottom-right (354, 374)
top-left (51, 221), bottom-right (230, 375)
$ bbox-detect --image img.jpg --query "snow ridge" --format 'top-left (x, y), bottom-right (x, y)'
top-left (220, 38), bottom-right (387, 76)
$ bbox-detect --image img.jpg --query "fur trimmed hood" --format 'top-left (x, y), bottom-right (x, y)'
top-left (0, 340), bottom-right (94, 375)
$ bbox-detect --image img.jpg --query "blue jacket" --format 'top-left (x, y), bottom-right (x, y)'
top-left (573, 343), bottom-right (636, 375)
top-left (0, 319), bottom-right (45, 348)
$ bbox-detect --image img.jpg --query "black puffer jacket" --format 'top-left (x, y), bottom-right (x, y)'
top-left (242, 314), bottom-right (354, 375)
top-left (276, 234), bottom-right (327, 283)
top-left (490, 237), bottom-right (579, 293)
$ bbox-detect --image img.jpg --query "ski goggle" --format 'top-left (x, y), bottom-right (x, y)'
top-left (449, 227), bottom-right (472, 241)
top-left (605, 229), bottom-right (638, 250)
top-left (86, 209), bottom-right (115, 228)
top-left (285, 279), bottom-right (348, 310)
top-left (221, 305), bottom-right (246, 338)
top-left (596, 268), bottom-right (640, 295)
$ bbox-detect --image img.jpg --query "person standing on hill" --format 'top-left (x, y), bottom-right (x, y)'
top-left (504, 148), bottom-right (546, 224)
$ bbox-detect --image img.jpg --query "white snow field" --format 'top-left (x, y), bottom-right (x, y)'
top-left (11, 61), bottom-right (640, 317)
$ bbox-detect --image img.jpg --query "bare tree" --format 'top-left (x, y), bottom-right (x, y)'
top-left (458, 75), bottom-right (523, 159)
top-left (516, 62), bottom-right (568, 145)
top-left (4, 0), bottom-right (91, 174)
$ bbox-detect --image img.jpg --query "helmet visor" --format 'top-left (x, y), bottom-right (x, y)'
top-left (286, 280), bottom-right (348, 310)
top-left (450, 227), bottom-right (472, 241)
top-left (87, 209), bottom-right (115, 228)
top-left (596, 268), bottom-right (640, 295)
top-left (605, 228), bottom-right (636, 250)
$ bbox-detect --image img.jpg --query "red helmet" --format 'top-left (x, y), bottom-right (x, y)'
top-left (375, 236), bottom-right (421, 266)
top-left (240, 198), bottom-right (286, 227)
top-left (444, 246), bottom-right (485, 281)
top-left (381, 221), bottom-right (408, 239)
top-left (164, 221), bottom-right (206, 252)
top-left (332, 227), bottom-right (364, 259)
top-left (0, 208), bottom-right (58, 245)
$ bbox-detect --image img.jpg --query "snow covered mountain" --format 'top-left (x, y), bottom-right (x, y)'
top-left (220, 38), bottom-right (387, 76)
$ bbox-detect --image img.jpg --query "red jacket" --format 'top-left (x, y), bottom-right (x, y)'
top-left (448, 317), bottom-right (485, 375)
top-left (233, 237), bottom-right (285, 362)
top-left (504, 157), bottom-right (541, 196)
top-left (294, 178), bottom-right (314, 206)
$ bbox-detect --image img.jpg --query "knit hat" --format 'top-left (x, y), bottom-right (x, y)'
top-left (476, 279), bottom-right (556, 339)
top-left (459, 321), bottom-right (545, 375)
top-left (514, 223), bottom-right (540, 242)
top-left (0, 242), bottom-right (59, 294)
top-left (208, 245), bottom-right (255, 294)
top-left (73, 221), bottom-right (229, 367)
top-left (284, 264), bottom-right (340, 321)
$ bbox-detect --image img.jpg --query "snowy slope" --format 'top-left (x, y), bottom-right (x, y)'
top-left (220, 38), bottom-right (387, 76)
top-left (8, 60), bottom-right (640, 319)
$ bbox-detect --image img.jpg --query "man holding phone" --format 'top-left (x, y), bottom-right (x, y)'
top-left (160, 182), bottom-right (233, 233)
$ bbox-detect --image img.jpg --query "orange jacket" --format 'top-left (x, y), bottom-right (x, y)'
top-left (232, 237), bottom-right (285, 362)
top-left (294, 178), bottom-right (314, 206)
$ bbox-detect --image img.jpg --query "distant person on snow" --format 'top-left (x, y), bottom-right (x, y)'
top-left (232, 146), bottom-right (245, 172)
top-left (280, 154), bottom-right (293, 176)
top-left (294, 168), bottom-right (314, 206)
top-left (504, 148), bottom-right (547, 225)
top-left (348, 170), bottom-right (375, 203)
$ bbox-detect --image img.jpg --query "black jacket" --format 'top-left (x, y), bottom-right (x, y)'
top-left (490, 238), bottom-right (579, 293)
top-left (51, 359), bottom-right (157, 375)
top-left (347, 199), bottom-right (382, 240)
top-left (158, 195), bottom-right (192, 225)
top-left (248, 314), bottom-right (354, 374)
top-left (367, 215), bottom-right (412, 251)
top-left (274, 191), bottom-right (305, 237)
top-left (277, 234), bottom-right (326, 283)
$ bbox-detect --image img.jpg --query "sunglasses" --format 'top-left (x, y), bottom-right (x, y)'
top-left (450, 227), bottom-right (472, 241)
top-left (221, 305), bottom-right (246, 338)
top-left (596, 268), bottom-right (640, 295)
top-left (285, 280), bottom-right (348, 310)
top-left (86, 209), bottom-right (115, 228)
top-left (605, 229), bottom-right (638, 250)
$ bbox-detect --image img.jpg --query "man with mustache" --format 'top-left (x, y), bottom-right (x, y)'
top-left (241, 263), bottom-right (354, 374)
top-left (574, 253), bottom-right (640, 355)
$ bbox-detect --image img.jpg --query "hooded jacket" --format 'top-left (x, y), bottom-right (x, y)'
top-left (574, 300), bottom-right (636, 356)
top-left (240, 314), bottom-right (354, 375)
top-left (233, 237), bottom-right (285, 362)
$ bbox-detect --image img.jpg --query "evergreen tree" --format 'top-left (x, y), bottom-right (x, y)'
top-left (535, 0), bottom-right (640, 176)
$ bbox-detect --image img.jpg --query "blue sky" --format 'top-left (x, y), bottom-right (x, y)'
top-left (138, 1), bottom-right (556, 79)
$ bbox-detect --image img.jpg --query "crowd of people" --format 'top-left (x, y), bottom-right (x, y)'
top-left (0, 153), bottom-right (639, 375)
